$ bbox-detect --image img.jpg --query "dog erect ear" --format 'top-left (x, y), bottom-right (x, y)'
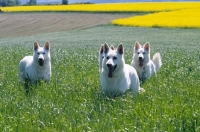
top-left (34, 42), bottom-right (39, 50)
top-left (117, 43), bottom-right (123, 54)
top-left (110, 45), bottom-right (115, 50)
top-left (135, 41), bottom-right (141, 50)
top-left (104, 43), bottom-right (109, 53)
top-left (144, 42), bottom-right (150, 51)
top-left (100, 44), bottom-right (104, 54)
top-left (44, 42), bottom-right (50, 50)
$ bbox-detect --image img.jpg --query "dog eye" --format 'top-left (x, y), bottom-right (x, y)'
top-left (113, 56), bottom-right (117, 60)
top-left (43, 52), bottom-right (45, 55)
top-left (37, 53), bottom-right (40, 55)
top-left (143, 52), bottom-right (145, 54)
top-left (137, 52), bottom-right (140, 54)
top-left (107, 57), bottom-right (109, 59)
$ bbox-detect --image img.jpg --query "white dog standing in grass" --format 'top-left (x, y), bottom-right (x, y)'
top-left (100, 43), bottom-right (144, 96)
top-left (131, 41), bottom-right (162, 80)
top-left (19, 42), bottom-right (51, 84)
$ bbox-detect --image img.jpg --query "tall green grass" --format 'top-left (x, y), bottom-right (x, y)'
top-left (0, 25), bottom-right (199, 131)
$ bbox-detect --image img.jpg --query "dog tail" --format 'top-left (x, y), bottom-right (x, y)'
top-left (152, 53), bottom-right (162, 72)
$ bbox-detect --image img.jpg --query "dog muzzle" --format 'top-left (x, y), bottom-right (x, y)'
top-left (38, 58), bottom-right (44, 66)
top-left (139, 57), bottom-right (144, 67)
top-left (107, 64), bottom-right (117, 78)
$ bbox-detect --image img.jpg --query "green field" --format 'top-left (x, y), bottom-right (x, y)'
top-left (0, 25), bottom-right (199, 131)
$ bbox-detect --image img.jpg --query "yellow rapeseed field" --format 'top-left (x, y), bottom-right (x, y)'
top-left (1, 2), bottom-right (200, 12)
top-left (112, 8), bottom-right (200, 28)
top-left (1, 2), bottom-right (200, 28)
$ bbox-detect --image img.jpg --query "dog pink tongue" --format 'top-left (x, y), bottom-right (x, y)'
top-left (108, 67), bottom-right (113, 78)
top-left (139, 61), bottom-right (143, 67)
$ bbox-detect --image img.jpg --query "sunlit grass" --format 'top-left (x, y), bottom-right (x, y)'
top-left (0, 25), bottom-right (199, 131)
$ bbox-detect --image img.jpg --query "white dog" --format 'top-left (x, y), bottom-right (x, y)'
top-left (131, 41), bottom-right (162, 80)
top-left (18, 42), bottom-right (51, 84)
top-left (100, 43), bottom-right (144, 96)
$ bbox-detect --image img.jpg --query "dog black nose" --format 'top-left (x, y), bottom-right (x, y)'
top-left (107, 64), bottom-right (112, 67)
top-left (38, 58), bottom-right (44, 66)
top-left (139, 57), bottom-right (143, 61)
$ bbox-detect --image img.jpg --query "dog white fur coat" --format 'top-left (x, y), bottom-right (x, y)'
top-left (18, 42), bottom-right (51, 83)
top-left (131, 41), bottom-right (162, 80)
top-left (100, 43), bottom-right (143, 96)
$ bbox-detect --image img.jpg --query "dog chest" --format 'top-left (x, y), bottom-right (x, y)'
top-left (36, 69), bottom-right (50, 80)
top-left (102, 76), bottom-right (129, 94)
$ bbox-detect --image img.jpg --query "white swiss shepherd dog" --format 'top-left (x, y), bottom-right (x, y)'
top-left (131, 41), bottom-right (162, 80)
top-left (18, 42), bottom-right (51, 84)
top-left (100, 43), bottom-right (144, 96)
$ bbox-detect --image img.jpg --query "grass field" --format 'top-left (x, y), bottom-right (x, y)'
top-left (0, 24), bottom-right (199, 131)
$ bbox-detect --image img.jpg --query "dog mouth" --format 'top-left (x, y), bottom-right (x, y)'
top-left (139, 58), bottom-right (144, 67)
top-left (38, 59), bottom-right (44, 66)
top-left (107, 64), bottom-right (117, 78)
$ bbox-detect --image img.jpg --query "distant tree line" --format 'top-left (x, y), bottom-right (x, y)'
top-left (0, 0), bottom-right (37, 6)
top-left (26, 0), bottom-right (36, 5)
top-left (0, 0), bottom-right (68, 6)
top-left (0, 0), bottom-right (20, 6)
top-left (62, 0), bottom-right (68, 5)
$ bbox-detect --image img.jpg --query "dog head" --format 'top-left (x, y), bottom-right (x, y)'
top-left (33, 41), bottom-right (50, 66)
top-left (102, 43), bottom-right (124, 78)
top-left (99, 43), bottom-right (115, 72)
top-left (134, 41), bottom-right (150, 67)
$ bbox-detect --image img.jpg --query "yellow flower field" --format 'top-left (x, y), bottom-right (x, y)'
top-left (112, 8), bottom-right (200, 28)
top-left (1, 2), bottom-right (200, 28)
top-left (1, 2), bottom-right (200, 12)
